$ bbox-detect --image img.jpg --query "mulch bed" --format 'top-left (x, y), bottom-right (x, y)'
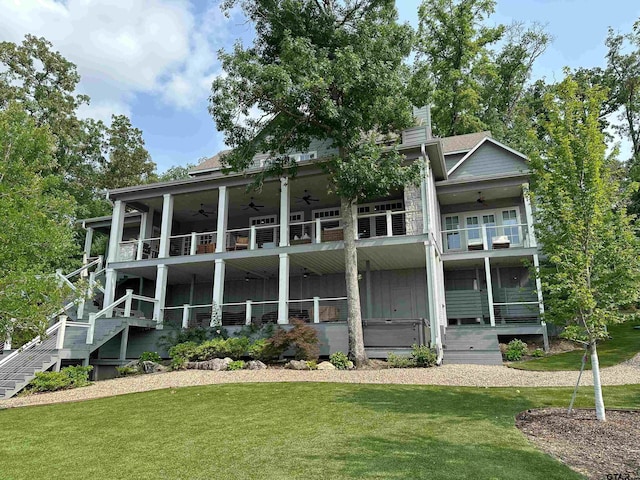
top-left (516, 408), bottom-right (640, 480)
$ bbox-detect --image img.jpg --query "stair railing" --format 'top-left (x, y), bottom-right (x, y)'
top-left (0, 311), bottom-right (70, 369)
top-left (86, 289), bottom-right (158, 344)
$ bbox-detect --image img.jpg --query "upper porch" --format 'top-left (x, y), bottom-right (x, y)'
top-left (88, 171), bottom-right (430, 267)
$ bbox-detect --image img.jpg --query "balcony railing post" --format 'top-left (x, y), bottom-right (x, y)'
top-left (77, 297), bottom-right (86, 321)
top-left (245, 300), bottom-right (253, 325)
top-left (136, 238), bottom-right (144, 260)
top-left (315, 219), bottom-right (322, 243)
top-left (482, 224), bottom-right (489, 251)
top-left (55, 315), bottom-right (67, 350)
top-left (87, 313), bottom-right (96, 344)
top-left (250, 226), bottom-right (257, 250)
top-left (313, 297), bottom-right (320, 323)
top-left (386, 211), bottom-right (393, 237)
top-left (124, 289), bottom-right (134, 318)
top-left (182, 304), bottom-right (190, 329)
top-left (190, 233), bottom-right (197, 255)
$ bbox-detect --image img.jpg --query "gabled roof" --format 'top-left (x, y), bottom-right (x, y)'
top-left (441, 131), bottom-right (492, 154)
top-left (447, 136), bottom-right (529, 177)
top-left (190, 149), bottom-right (232, 174)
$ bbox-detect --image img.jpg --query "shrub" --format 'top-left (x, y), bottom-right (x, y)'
top-left (168, 341), bottom-right (199, 369)
top-left (234, 324), bottom-right (276, 341)
top-left (248, 338), bottom-right (285, 362)
top-left (139, 351), bottom-right (162, 363)
top-left (116, 366), bottom-right (140, 377)
top-left (411, 344), bottom-right (437, 367)
top-left (329, 352), bottom-right (350, 370)
top-left (386, 353), bottom-right (416, 368)
top-left (159, 326), bottom-right (228, 351)
top-left (288, 320), bottom-right (320, 361)
top-left (227, 360), bottom-right (245, 371)
top-left (306, 360), bottom-right (318, 370)
top-left (194, 337), bottom-right (250, 361)
top-left (504, 339), bottom-right (528, 361)
top-left (28, 365), bottom-right (93, 393)
top-left (531, 348), bottom-right (545, 358)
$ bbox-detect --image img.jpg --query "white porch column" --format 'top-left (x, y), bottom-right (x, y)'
top-left (153, 264), bottom-right (168, 329)
top-left (212, 258), bottom-right (226, 310)
top-left (216, 186), bottom-right (229, 253)
top-left (140, 208), bottom-right (154, 240)
top-left (103, 267), bottom-right (117, 315)
top-left (522, 183), bottom-right (537, 247)
top-left (83, 227), bottom-right (94, 265)
top-left (107, 200), bottom-right (126, 264)
top-left (119, 325), bottom-right (130, 360)
top-left (158, 194), bottom-right (174, 259)
top-left (424, 241), bottom-right (440, 348)
top-left (277, 253), bottom-right (290, 324)
top-left (279, 177), bottom-right (290, 247)
top-left (484, 257), bottom-right (495, 326)
top-left (532, 253), bottom-right (549, 350)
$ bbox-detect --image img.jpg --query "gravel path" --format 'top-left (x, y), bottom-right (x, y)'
top-left (2, 356), bottom-right (639, 410)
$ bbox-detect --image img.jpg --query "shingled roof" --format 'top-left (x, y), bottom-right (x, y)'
top-left (191, 149), bottom-right (232, 172)
top-left (441, 131), bottom-right (491, 154)
top-left (190, 131), bottom-right (491, 175)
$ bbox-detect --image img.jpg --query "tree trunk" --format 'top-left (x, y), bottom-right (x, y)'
top-left (590, 340), bottom-right (606, 421)
top-left (341, 196), bottom-right (368, 367)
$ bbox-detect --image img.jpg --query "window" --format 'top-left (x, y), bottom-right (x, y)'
top-left (444, 216), bottom-right (461, 250)
top-left (501, 209), bottom-right (520, 245)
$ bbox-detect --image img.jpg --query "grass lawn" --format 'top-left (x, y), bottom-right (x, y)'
top-left (1, 383), bottom-right (639, 480)
top-left (511, 317), bottom-right (640, 371)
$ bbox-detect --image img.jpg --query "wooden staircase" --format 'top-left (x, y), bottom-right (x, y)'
top-left (0, 316), bottom-right (155, 399)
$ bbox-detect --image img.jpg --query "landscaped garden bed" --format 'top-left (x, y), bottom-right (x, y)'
top-left (517, 408), bottom-right (640, 480)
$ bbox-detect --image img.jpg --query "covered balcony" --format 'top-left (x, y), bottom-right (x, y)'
top-left (107, 172), bottom-right (427, 264)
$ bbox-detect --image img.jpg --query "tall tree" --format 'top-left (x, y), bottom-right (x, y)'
top-left (210, 0), bottom-right (418, 365)
top-left (0, 104), bottom-right (78, 343)
top-left (0, 35), bottom-right (156, 218)
top-left (529, 74), bottom-right (640, 421)
top-left (410, 0), bottom-right (549, 138)
top-left (99, 115), bottom-right (156, 189)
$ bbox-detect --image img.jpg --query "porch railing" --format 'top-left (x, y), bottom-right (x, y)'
top-left (493, 301), bottom-right (540, 325)
top-left (86, 289), bottom-right (157, 344)
top-left (168, 231), bottom-right (217, 256)
top-left (288, 297), bottom-right (348, 323)
top-left (441, 223), bottom-right (530, 253)
top-left (226, 225), bottom-right (280, 251)
top-left (163, 296), bottom-right (349, 328)
top-left (117, 237), bottom-right (161, 261)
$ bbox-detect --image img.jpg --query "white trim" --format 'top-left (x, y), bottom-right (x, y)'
top-left (447, 137), bottom-right (529, 176)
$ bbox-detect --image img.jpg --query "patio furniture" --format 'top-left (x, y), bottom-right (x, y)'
top-left (234, 236), bottom-right (249, 250)
top-left (319, 305), bottom-right (340, 322)
top-left (321, 226), bottom-right (344, 242)
top-left (467, 238), bottom-right (484, 250)
top-left (196, 243), bottom-right (216, 254)
top-left (492, 235), bottom-right (511, 249)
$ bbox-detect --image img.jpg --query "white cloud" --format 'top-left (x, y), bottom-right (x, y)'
top-left (0, 0), bottom-right (238, 116)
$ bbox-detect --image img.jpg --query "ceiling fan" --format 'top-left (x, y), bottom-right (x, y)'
top-left (476, 192), bottom-right (489, 207)
top-left (295, 190), bottom-right (320, 205)
top-left (241, 197), bottom-right (264, 212)
top-left (192, 203), bottom-right (216, 218)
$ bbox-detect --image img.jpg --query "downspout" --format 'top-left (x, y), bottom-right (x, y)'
top-left (421, 143), bottom-right (444, 366)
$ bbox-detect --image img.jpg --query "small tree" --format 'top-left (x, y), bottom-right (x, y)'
top-left (210, 0), bottom-right (418, 366)
top-left (529, 74), bottom-right (640, 421)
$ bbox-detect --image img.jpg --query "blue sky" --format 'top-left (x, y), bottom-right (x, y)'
top-left (1, 0), bottom-right (638, 172)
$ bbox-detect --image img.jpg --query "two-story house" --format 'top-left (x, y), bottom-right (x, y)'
top-left (0, 110), bottom-right (547, 397)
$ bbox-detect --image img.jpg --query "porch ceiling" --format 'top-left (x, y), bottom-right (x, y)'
top-left (438, 184), bottom-right (523, 206)
top-left (290, 242), bottom-right (426, 275)
top-left (443, 254), bottom-right (532, 270)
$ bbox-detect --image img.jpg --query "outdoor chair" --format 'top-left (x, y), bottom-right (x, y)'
top-left (234, 236), bottom-right (249, 250)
